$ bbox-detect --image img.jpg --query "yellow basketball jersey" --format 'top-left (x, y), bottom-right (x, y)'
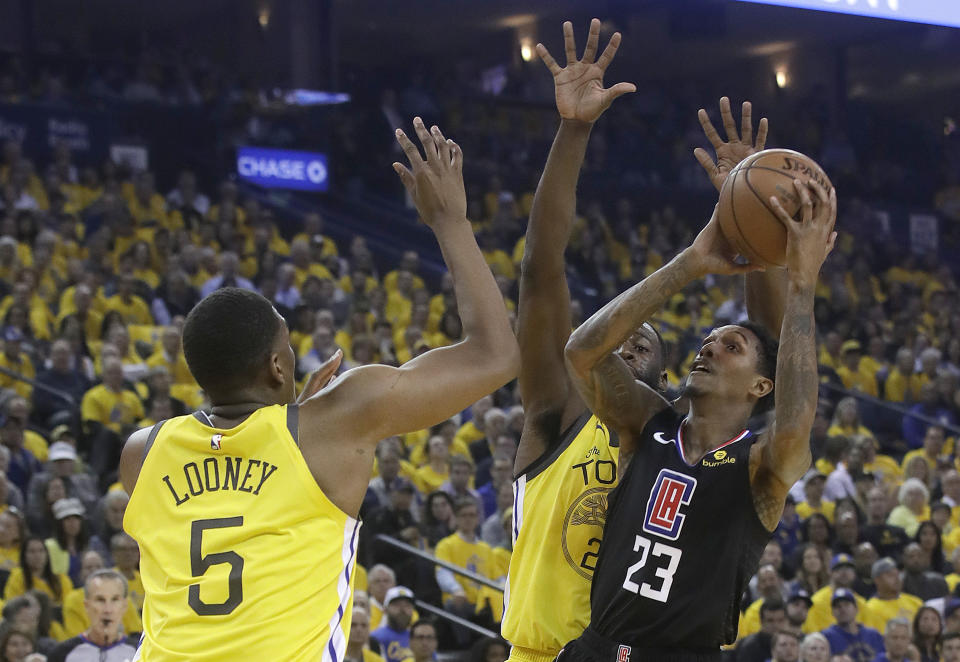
top-left (502, 413), bottom-right (618, 661)
top-left (124, 405), bottom-right (361, 661)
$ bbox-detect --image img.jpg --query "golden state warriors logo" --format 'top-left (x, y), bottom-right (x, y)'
top-left (561, 487), bottom-right (611, 579)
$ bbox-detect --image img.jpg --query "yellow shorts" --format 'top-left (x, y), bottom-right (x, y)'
top-left (508, 646), bottom-right (561, 662)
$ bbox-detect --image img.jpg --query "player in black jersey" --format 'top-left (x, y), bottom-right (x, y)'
top-left (560, 135), bottom-right (837, 658)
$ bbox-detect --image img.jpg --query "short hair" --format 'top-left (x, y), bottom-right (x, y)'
top-left (942, 631), bottom-right (960, 643)
top-left (1, 596), bottom-right (33, 620)
top-left (736, 320), bottom-right (780, 414)
top-left (454, 496), bottom-right (480, 514)
top-left (182, 288), bottom-right (282, 395)
top-left (899, 478), bottom-right (929, 505)
top-left (760, 598), bottom-right (786, 620)
top-left (885, 617), bottom-right (910, 636)
top-left (410, 619), bottom-right (436, 639)
top-left (771, 630), bottom-right (800, 647)
top-left (800, 633), bottom-right (829, 653)
top-left (369, 564), bottom-right (396, 582)
top-left (84, 569), bottom-right (128, 598)
top-left (450, 455), bottom-right (475, 471)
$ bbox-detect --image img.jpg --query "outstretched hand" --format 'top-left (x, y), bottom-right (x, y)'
top-left (770, 180), bottom-right (838, 284)
top-left (393, 118), bottom-right (467, 230)
top-left (694, 97), bottom-right (769, 192)
top-left (685, 206), bottom-right (765, 278)
top-left (537, 18), bottom-right (636, 123)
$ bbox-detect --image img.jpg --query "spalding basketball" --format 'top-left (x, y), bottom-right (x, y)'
top-left (717, 149), bottom-right (832, 267)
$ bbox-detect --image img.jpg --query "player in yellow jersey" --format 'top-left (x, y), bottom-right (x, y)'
top-left (119, 119), bottom-right (519, 662)
top-left (504, 19), bottom-right (788, 662)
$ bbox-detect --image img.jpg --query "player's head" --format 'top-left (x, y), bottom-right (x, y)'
top-left (683, 321), bottom-right (778, 415)
top-left (616, 322), bottom-right (667, 393)
top-left (183, 288), bottom-right (296, 405)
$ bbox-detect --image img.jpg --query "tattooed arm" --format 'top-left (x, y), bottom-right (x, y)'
top-left (565, 208), bottom-right (759, 468)
top-left (751, 181), bottom-right (837, 530)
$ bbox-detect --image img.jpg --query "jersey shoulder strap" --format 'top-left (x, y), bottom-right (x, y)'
top-left (515, 410), bottom-right (592, 481)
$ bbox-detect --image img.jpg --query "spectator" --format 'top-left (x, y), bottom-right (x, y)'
top-left (793, 544), bottom-right (830, 595)
top-left (367, 564), bottom-right (397, 629)
top-left (453, 396), bottom-right (493, 449)
top-left (439, 456), bottom-right (480, 504)
top-left (26, 475), bottom-right (66, 538)
top-left (420, 491), bottom-right (455, 550)
top-left (833, 512), bottom-right (860, 556)
top-left (825, 442), bottom-right (863, 502)
top-left (835, 341), bottom-right (878, 397)
top-left (402, 620), bottom-right (438, 662)
top-left (104, 275), bottom-right (151, 326)
top-left (33, 339), bottom-right (89, 425)
top-left (913, 606), bottom-right (942, 662)
top-left (864, 487), bottom-right (910, 560)
top-left (785, 587), bottom-right (814, 634)
top-left (806, 554), bottom-right (866, 632)
top-left (44, 497), bottom-right (88, 585)
top-left (468, 408), bottom-right (507, 471)
top-left (88, 490), bottom-right (128, 565)
top-left (199, 252), bottom-right (255, 297)
top-left (26, 441), bottom-right (98, 528)
top-left (61, 550), bottom-right (140, 638)
top-left (0, 627), bottom-right (36, 662)
top-left (346, 606), bottom-right (385, 662)
top-left (862, 557), bottom-right (923, 632)
top-left (79, 357), bottom-right (143, 484)
top-left (771, 630), bottom-right (801, 662)
top-left (943, 632), bottom-right (960, 662)
top-left (734, 599), bottom-right (787, 662)
top-left (0, 507), bottom-right (24, 572)
top-left (900, 427), bottom-right (946, 478)
top-left (947, 548), bottom-right (960, 592)
top-left (798, 470), bottom-right (835, 523)
top-left (367, 441), bottom-right (408, 512)
top-left (821, 588), bottom-right (885, 662)
top-left (888, 479), bottom-right (930, 538)
top-left (365, 479), bottom-right (418, 566)
top-left (4, 536), bottom-right (72, 606)
top-left (434, 498), bottom-right (496, 615)
top-left (885, 348), bottom-right (921, 403)
top-left (413, 436), bottom-right (450, 496)
top-left (48, 569), bottom-right (138, 661)
top-left (0, 327), bottom-right (34, 400)
top-left (945, 600), bottom-right (960, 635)
top-left (477, 453), bottom-right (512, 519)
top-left (480, 483), bottom-right (513, 549)
top-left (0, 414), bottom-right (41, 495)
top-left (874, 618), bottom-right (913, 662)
top-left (901, 541), bottom-right (948, 601)
top-left (799, 632), bottom-right (831, 662)
top-left (371, 586), bottom-right (415, 662)
top-left (914, 520), bottom-right (947, 574)
top-left (903, 384), bottom-right (957, 450)
top-left (110, 533), bottom-right (142, 612)
top-left (852, 542), bottom-right (879, 598)
top-left (740, 565), bottom-right (788, 639)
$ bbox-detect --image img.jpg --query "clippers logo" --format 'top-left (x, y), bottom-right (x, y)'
top-left (643, 469), bottom-right (697, 541)
top-left (210, 434), bottom-right (223, 451)
top-left (617, 645), bottom-right (631, 662)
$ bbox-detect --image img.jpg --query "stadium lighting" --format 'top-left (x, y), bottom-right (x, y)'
top-left (520, 40), bottom-right (534, 62)
top-left (258, 5), bottom-right (271, 29)
top-left (775, 68), bottom-right (789, 88)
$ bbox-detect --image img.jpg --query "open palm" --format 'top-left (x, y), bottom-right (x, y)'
top-left (694, 97), bottom-right (769, 191)
top-left (538, 19), bottom-right (636, 123)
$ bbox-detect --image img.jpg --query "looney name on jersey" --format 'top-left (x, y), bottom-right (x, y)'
top-left (163, 456), bottom-right (279, 506)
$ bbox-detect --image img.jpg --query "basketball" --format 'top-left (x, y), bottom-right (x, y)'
top-left (717, 149), bottom-right (833, 267)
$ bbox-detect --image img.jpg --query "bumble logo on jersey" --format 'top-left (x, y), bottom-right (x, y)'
top-left (703, 448), bottom-right (736, 468)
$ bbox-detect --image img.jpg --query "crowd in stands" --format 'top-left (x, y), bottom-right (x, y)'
top-left (0, 38), bottom-right (959, 662)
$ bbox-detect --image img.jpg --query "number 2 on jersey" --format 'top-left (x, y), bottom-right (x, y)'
top-left (621, 534), bottom-right (681, 603)
top-left (189, 517), bottom-right (245, 615)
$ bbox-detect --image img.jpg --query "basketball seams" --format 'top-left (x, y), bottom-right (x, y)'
top-left (729, 165), bottom-right (775, 266)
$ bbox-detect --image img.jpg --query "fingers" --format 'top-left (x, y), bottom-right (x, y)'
top-left (601, 82), bottom-right (636, 107)
top-left (756, 117), bottom-right (769, 150)
top-left (582, 18), bottom-right (601, 64)
top-left (824, 230), bottom-right (838, 260)
top-left (596, 32), bottom-right (622, 71)
top-left (698, 108), bottom-right (723, 149)
top-left (413, 117), bottom-right (439, 165)
top-left (563, 21), bottom-right (577, 65)
top-left (536, 43), bottom-right (561, 76)
top-left (741, 101), bottom-right (753, 145)
top-left (431, 125), bottom-right (451, 165)
top-left (793, 179), bottom-right (813, 224)
top-left (719, 96), bottom-right (738, 143)
top-left (768, 195), bottom-right (795, 230)
top-left (393, 162), bottom-right (414, 191)
top-left (297, 349), bottom-right (343, 403)
top-left (395, 128), bottom-right (423, 167)
top-left (450, 140), bottom-right (463, 173)
top-left (693, 147), bottom-right (718, 182)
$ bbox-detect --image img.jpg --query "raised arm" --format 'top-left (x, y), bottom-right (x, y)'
top-left (299, 120), bottom-right (519, 514)
top-left (751, 181), bottom-right (837, 530)
top-left (516, 18), bottom-right (635, 471)
top-left (565, 207), bottom-right (760, 463)
top-left (694, 97), bottom-right (786, 339)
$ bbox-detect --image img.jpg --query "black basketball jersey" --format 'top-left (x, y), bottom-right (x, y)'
top-left (588, 407), bottom-right (771, 649)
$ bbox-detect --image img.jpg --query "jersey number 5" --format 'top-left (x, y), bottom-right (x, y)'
top-left (621, 534), bottom-right (681, 603)
top-left (189, 517), bottom-right (245, 616)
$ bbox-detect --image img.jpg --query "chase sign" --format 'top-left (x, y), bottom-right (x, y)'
top-left (237, 146), bottom-right (329, 192)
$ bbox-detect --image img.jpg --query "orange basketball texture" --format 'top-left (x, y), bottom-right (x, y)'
top-left (717, 149), bottom-right (832, 267)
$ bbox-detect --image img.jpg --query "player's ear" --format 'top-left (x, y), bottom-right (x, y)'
top-left (750, 376), bottom-right (773, 400)
top-left (658, 369), bottom-right (668, 393)
top-left (268, 351), bottom-right (285, 386)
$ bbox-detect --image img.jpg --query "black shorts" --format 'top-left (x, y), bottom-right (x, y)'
top-left (556, 628), bottom-right (723, 662)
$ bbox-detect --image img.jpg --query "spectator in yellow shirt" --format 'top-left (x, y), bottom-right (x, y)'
top-left (887, 479), bottom-right (929, 538)
top-left (836, 341), bottom-right (879, 397)
top-left (901, 426), bottom-right (946, 476)
top-left (885, 348), bottom-right (923, 403)
top-left (4, 536), bottom-right (72, 606)
top-left (0, 327), bottom-right (34, 399)
top-left (862, 558), bottom-right (923, 632)
top-left (827, 397), bottom-right (876, 441)
top-left (797, 471), bottom-right (836, 523)
top-left (819, 331), bottom-right (843, 370)
top-left (146, 327), bottom-right (195, 386)
top-left (413, 437), bottom-right (450, 495)
top-left (434, 498), bottom-right (496, 611)
top-left (80, 357), bottom-right (145, 437)
top-left (104, 275), bottom-right (152, 326)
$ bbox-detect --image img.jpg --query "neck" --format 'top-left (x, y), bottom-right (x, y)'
top-left (85, 627), bottom-right (119, 647)
top-left (681, 402), bottom-right (751, 463)
top-left (429, 458), bottom-right (446, 472)
top-left (209, 393), bottom-right (278, 424)
top-left (877, 589), bottom-right (897, 600)
top-left (346, 642), bottom-right (364, 659)
top-left (458, 530), bottom-right (475, 542)
top-left (840, 621), bottom-right (858, 634)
